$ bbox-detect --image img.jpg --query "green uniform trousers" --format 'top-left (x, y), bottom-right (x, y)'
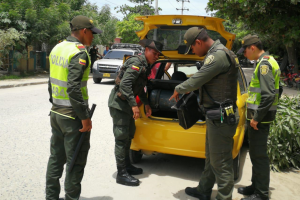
top-left (109, 107), bottom-right (136, 167)
top-left (46, 112), bottom-right (91, 200)
top-left (197, 118), bottom-right (237, 200)
top-left (247, 120), bottom-right (270, 198)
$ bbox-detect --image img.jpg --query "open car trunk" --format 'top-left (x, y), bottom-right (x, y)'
top-left (146, 60), bottom-right (201, 120)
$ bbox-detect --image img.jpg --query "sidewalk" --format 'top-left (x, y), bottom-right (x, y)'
top-left (0, 73), bottom-right (93, 89)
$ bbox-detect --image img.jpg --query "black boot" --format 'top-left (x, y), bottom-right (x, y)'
top-left (241, 194), bottom-right (269, 200)
top-left (126, 164), bottom-right (143, 175)
top-left (185, 187), bottom-right (211, 200)
top-left (125, 156), bottom-right (143, 175)
top-left (238, 185), bottom-right (255, 195)
top-left (116, 167), bottom-right (140, 186)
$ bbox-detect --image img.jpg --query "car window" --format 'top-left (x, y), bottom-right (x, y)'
top-left (104, 50), bottom-right (133, 60)
top-left (177, 65), bottom-right (198, 78)
top-left (146, 26), bottom-right (227, 50)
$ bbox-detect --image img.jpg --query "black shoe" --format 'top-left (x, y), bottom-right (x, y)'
top-left (126, 164), bottom-right (143, 175)
top-left (185, 187), bottom-right (210, 200)
top-left (241, 194), bottom-right (269, 200)
top-left (116, 167), bottom-right (140, 186)
top-left (59, 198), bottom-right (64, 200)
top-left (238, 185), bottom-right (255, 195)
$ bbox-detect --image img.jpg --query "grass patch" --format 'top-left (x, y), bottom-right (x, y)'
top-left (0, 75), bottom-right (22, 80)
top-left (0, 71), bottom-right (39, 80)
top-left (268, 95), bottom-right (300, 172)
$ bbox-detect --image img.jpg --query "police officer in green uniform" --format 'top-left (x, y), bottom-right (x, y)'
top-left (108, 39), bottom-right (163, 186)
top-left (170, 27), bottom-right (240, 200)
top-left (237, 35), bottom-right (280, 200)
top-left (46, 15), bottom-right (102, 200)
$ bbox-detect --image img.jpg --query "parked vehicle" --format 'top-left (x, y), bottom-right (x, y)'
top-left (129, 15), bottom-right (248, 180)
top-left (282, 64), bottom-right (300, 89)
top-left (92, 44), bottom-right (143, 83)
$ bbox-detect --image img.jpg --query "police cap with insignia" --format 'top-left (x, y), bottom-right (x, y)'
top-left (139, 39), bottom-right (164, 56)
top-left (70, 15), bottom-right (102, 34)
top-left (183, 27), bottom-right (204, 55)
top-left (237, 34), bottom-right (260, 54)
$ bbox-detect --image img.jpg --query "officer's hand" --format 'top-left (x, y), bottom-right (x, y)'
top-left (169, 90), bottom-right (179, 102)
top-left (145, 105), bottom-right (152, 117)
top-left (80, 118), bottom-right (92, 132)
top-left (250, 119), bottom-right (259, 130)
top-left (132, 106), bottom-right (140, 120)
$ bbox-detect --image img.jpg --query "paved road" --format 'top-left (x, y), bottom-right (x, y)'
top-left (0, 77), bottom-right (299, 200)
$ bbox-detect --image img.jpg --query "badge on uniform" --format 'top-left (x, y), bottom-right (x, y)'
top-left (79, 59), bottom-right (86, 65)
top-left (260, 65), bottom-right (269, 75)
top-left (204, 55), bottom-right (214, 65)
top-left (131, 65), bottom-right (140, 71)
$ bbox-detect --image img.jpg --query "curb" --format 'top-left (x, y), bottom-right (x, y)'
top-left (0, 75), bottom-right (93, 89)
top-left (0, 80), bottom-right (49, 89)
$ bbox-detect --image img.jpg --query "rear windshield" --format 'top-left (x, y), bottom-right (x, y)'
top-left (146, 26), bottom-right (227, 50)
top-left (104, 50), bottom-right (134, 60)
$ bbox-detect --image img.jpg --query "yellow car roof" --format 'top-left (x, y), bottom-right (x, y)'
top-left (135, 15), bottom-right (235, 60)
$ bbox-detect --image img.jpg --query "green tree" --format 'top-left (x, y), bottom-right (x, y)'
top-left (206, 0), bottom-right (300, 71)
top-left (115, 0), bottom-right (160, 20)
top-left (0, 11), bottom-right (27, 71)
top-left (116, 13), bottom-right (143, 44)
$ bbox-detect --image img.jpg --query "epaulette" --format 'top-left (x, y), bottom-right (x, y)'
top-left (263, 56), bottom-right (270, 60)
top-left (76, 43), bottom-right (86, 51)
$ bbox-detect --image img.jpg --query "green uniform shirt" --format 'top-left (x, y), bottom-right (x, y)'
top-left (108, 55), bottom-right (150, 115)
top-left (175, 40), bottom-right (231, 94)
top-left (48, 36), bottom-right (90, 120)
top-left (251, 52), bottom-right (276, 122)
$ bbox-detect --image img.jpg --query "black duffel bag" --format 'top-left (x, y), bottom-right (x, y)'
top-left (172, 92), bottom-right (205, 130)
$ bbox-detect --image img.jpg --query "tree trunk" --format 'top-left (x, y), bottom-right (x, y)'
top-left (285, 43), bottom-right (299, 73)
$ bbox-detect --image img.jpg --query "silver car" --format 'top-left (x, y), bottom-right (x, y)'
top-left (92, 49), bottom-right (140, 83)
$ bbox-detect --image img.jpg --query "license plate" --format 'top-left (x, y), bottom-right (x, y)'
top-left (103, 73), bottom-right (110, 77)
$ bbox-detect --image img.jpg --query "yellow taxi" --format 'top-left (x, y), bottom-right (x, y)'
top-left (130, 15), bottom-right (248, 180)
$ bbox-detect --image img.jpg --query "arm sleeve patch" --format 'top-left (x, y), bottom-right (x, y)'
top-left (204, 55), bottom-right (214, 65)
top-left (79, 59), bottom-right (86, 65)
top-left (260, 65), bottom-right (269, 75)
top-left (131, 65), bottom-right (140, 71)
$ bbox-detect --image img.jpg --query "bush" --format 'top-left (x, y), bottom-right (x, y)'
top-left (268, 95), bottom-right (300, 172)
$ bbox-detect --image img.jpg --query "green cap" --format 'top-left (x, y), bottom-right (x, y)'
top-left (237, 34), bottom-right (260, 54)
top-left (183, 27), bottom-right (204, 54)
top-left (70, 15), bottom-right (102, 34)
top-left (139, 39), bottom-right (164, 56)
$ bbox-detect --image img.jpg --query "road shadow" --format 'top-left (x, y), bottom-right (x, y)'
top-left (173, 188), bottom-right (218, 200)
top-left (80, 196), bottom-right (113, 200)
top-left (234, 145), bottom-right (248, 183)
top-left (92, 80), bottom-right (115, 85)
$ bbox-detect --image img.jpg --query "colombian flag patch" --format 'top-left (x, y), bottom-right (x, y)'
top-left (79, 59), bottom-right (86, 65)
top-left (131, 65), bottom-right (140, 71)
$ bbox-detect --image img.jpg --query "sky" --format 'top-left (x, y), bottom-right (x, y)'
top-left (88, 0), bottom-right (210, 20)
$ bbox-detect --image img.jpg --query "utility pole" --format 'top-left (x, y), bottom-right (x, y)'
top-left (176, 0), bottom-right (189, 15)
top-left (153, 0), bottom-right (158, 40)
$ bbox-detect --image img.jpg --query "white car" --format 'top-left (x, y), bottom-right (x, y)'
top-left (92, 44), bottom-right (143, 83)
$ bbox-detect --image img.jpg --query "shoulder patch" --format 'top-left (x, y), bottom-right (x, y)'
top-left (204, 55), bottom-right (214, 65)
top-left (260, 65), bottom-right (269, 75)
top-left (263, 56), bottom-right (270, 60)
top-left (79, 59), bottom-right (86, 65)
top-left (76, 44), bottom-right (85, 50)
top-left (131, 65), bottom-right (140, 71)
top-left (235, 57), bottom-right (239, 64)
